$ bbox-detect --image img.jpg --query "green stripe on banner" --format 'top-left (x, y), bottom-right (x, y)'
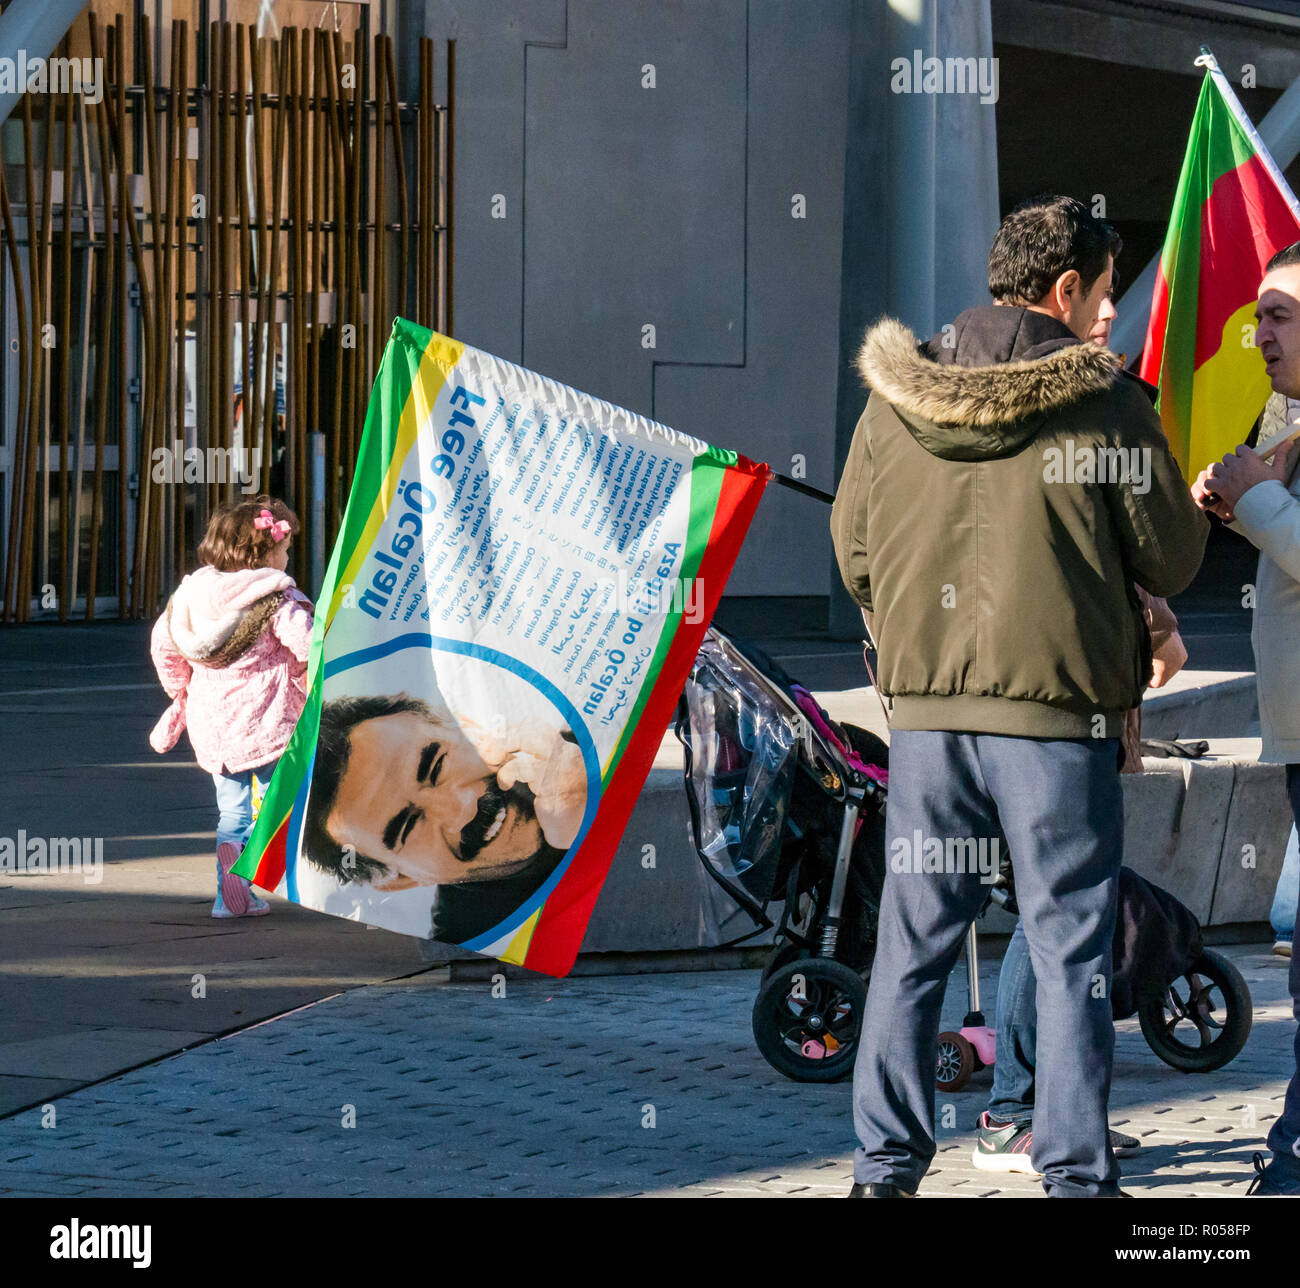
top-left (602, 454), bottom-right (725, 778)
top-left (235, 321), bottom-right (425, 880)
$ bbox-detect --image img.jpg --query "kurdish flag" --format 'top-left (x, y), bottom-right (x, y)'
top-left (1140, 51), bottom-right (1300, 475)
top-left (233, 319), bottom-right (769, 977)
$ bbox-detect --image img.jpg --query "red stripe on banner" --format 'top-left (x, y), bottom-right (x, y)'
top-left (249, 815), bottom-right (290, 890)
top-left (521, 457), bottom-right (771, 977)
top-left (1139, 264), bottom-right (1172, 386)
top-left (1193, 154), bottom-right (1300, 367)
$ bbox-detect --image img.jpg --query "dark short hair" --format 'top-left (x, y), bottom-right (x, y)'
top-left (1266, 240), bottom-right (1300, 273)
top-left (988, 195), bottom-right (1122, 306)
top-left (303, 693), bottom-right (434, 884)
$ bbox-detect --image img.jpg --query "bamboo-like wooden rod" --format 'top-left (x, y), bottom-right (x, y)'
top-left (372, 32), bottom-right (386, 375)
top-left (111, 23), bottom-right (128, 617)
top-left (206, 20), bottom-right (221, 520)
top-left (308, 26), bottom-right (323, 519)
top-left (349, 33), bottom-right (366, 470)
top-left (13, 97), bottom-right (36, 618)
top-left (19, 89), bottom-right (55, 618)
top-left (196, 22), bottom-right (214, 531)
top-left (297, 26), bottom-right (313, 575)
top-left (57, 44), bottom-right (75, 620)
top-left (135, 13), bottom-right (164, 615)
top-left (85, 13), bottom-right (115, 622)
top-left (382, 37), bottom-right (407, 322)
top-left (1, 21), bottom-right (453, 619)
top-left (330, 30), bottom-right (357, 490)
top-left (417, 38), bottom-right (429, 325)
top-left (69, 69), bottom-right (96, 616)
top-left (322, 29), bottom-right (346, 545)
top-left (173, 19), bottom-right (189, 579)
top-left (247, 27), bottom-right (266, 512)
top-left (333, 31), bottom-right (353, 478)
top-left (234, 24), bottom-right (253, 522)
top-left (261, 34), bottom-right (289, 498)
top-left (445, 40), bottom-right (455, 338)
top-left (217, 20), bottom-right (233, 506)
top-left (1, 165), bottom-right (30, 621)
top-left (105, 14), bottom-right (156, 617)
top-left (157, 19), bottom-right (182, 599)
top-left (285, 26), bottom-right (301, 535)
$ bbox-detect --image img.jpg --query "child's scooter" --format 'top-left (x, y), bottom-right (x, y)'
top-left (936, 923), bottom-right (998, 1091)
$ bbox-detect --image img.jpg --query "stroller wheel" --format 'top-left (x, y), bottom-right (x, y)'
top-left (935, 1031), bottom-right (976, 1092)
top-left (1137, 949), bottom-right (1253, 1073)
top-left (751, 958), bottom-right (867, 1083)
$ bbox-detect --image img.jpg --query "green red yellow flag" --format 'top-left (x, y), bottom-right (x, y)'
top-left (232, 319), bottom-right (769, 977)
top-left (1140, 53), bottom-right (1300, 475)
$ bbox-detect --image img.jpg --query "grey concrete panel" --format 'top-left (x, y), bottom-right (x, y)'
top-left (428, 0), bottom-right (860, 598)
top-left (654, 1), bottom-right (853, 595)
top-left (829, 0), bottom-right (898, 636)
top-left (1123, 760), bottom-right (1233, 924)
top-left (931, 0), bottom-right (1000, 331)
top-left (1212, 763), bottom-right (1291, 926)
top-left (522, 0), bottom-right (747, 411)
top-left (1119, 767), bottom-right (1183, 884)
top-left (423, 0), bottom-right (570, 359)
top-left (1165, 760), bottom-right (1239, 925)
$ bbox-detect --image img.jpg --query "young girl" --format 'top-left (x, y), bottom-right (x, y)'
top-left (150, 496), bottom-right (314, 918)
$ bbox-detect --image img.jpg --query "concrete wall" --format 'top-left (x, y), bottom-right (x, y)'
top-left (419, 0), bottom-right (997, 601)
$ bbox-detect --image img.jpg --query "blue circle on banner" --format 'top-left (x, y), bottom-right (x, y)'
top-left (293, 632), bottom-right (601, 952)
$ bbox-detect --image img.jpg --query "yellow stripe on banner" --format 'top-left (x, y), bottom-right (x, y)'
top-left (1187, 302), bottom-right (1273, 477)
top-left (499, 909), bottom-right (542, 966)
top-left (325, 331), bottom-right (466, 627)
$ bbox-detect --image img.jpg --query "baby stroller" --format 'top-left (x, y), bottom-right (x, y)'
top-left (674, 626), bottom-right (889, 1083)
top-left (675, 625), bottom-right (1254, 1085)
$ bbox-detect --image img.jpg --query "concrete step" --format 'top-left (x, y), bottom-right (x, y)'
top-left (420, 671), bottom-right (1281, 965)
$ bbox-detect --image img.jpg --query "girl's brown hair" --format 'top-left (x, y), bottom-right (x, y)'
top-left (197, 495), bottom-right (300, 571)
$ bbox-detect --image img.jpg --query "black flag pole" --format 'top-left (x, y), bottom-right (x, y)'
top-left (771, 472), bottom-right (835, 505)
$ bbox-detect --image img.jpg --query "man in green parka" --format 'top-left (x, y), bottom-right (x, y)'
top-left (832, 195), bottom-right (1208, 1198)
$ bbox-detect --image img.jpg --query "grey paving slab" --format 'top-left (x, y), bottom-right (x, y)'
top-left (0, 1029), bottom-right (213, 1081)
top-left (0, 1076), bottom-right (84, 1116)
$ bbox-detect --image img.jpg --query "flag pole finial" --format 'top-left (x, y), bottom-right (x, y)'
top-left (1191, 45), bottom-right (1300, 224)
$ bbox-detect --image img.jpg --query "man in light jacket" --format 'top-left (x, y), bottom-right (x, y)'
top-left (833, 195), bottom-right (1208, 1198)
top-left (1194, 240), bottom-right (1300, 1195)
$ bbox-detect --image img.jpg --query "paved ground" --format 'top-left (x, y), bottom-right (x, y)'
top-left (0, 942), bottom-right (1289, 1198)
top-left (0, 622), bottom-right (426, 1118)
top-left (0, 584), bottom-right (1282, 1198)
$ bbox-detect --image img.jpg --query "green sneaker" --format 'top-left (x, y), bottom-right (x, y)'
top-left (972, 1112), bottom-right (1040, 1175)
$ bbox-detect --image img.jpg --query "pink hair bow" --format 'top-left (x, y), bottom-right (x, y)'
top-left (253, 508), bottom-right (291, 542)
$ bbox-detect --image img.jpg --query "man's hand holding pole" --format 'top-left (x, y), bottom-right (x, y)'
top-left (1194, 435), bottom-right (1299, 523)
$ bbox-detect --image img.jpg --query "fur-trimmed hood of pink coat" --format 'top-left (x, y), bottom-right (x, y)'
top-left (150, 565), bottom-right (315, 775)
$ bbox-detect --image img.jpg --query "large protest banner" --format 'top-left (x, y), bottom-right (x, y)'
top-left (235, 319), bottom-right (769, 976)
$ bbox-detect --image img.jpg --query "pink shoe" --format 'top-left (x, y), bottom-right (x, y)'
top-left (217, 842), bottom-right (251, 917)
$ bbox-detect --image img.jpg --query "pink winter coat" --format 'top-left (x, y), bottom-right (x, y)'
top-left (149, 565), bottom-right (315, 775)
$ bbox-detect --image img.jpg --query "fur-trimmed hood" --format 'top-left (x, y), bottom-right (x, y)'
top-left (857, 308), bottom-right (1122, 460)
top-left (166, 565), bottom-right (298, 665)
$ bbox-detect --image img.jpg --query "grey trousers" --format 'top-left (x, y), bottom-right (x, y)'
top-left (851, 729), bottom-right (1124, 1197)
